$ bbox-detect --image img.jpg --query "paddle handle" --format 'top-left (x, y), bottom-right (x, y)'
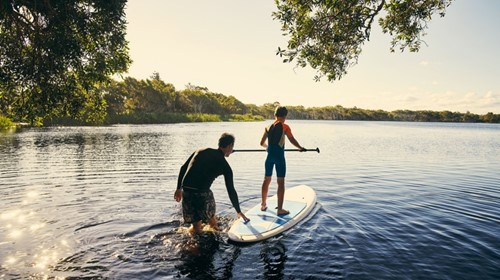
top-left (233, 147), bottom-right (320, 153)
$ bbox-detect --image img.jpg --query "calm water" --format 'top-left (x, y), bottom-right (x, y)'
top-left (0, 121), bottom-right (499, 279)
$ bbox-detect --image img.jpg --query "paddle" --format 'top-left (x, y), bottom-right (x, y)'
top-left (233, 147), bottom-right (320, 153)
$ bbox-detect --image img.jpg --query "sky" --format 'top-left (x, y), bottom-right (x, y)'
top-left (124, 0), bottom-right (500, 114)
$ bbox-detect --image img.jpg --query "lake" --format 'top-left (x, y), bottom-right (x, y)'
top-left (1, 121), bottom-right (499, 279)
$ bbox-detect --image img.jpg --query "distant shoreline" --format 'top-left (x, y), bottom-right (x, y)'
top-left (3, 117), bottom-right (499, 131)
top-left (2, 107), bottom-right (499, 130)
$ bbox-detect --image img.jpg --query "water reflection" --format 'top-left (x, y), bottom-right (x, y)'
top-left (259, 240), bottom-right (287, 279)
top-left (172, 233), bottom-right (293, 279)
top-left (174, 234), bottom-right (236, 279)
top-left (164, 217), bottom-right (243, 279)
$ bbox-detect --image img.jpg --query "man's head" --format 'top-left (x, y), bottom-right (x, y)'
top-left (218, 133), bottom-right (235, 157)
top-left (274, 106), bottom-right (288, 118)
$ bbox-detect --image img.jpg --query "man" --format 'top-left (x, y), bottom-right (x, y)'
top-left (174, 133), bottom-right (249, 234)
top-left (259, 106), bottom-right (306, 215)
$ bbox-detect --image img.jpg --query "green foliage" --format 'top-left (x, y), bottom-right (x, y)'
top-left (0, 0), bottom-right (131, 125)
top-left (104, 112), bottom-right (220, 125)
top-left (273, 0), bottom-right (454, 81)
top-left (281, 105), bottom-right (499, 123)
top-left (4, 63), bottom-right (498, 125)
top-left (0, 115), bottom-right (15, 130)
top-left (99, 75), bottom-right (263, 124)
top-left (226, 114), bottom-right (265, 122)
top-left (381, 0), bottom-right (452, 52)
top-left (185, 113), bottom-right (222, 122)
top-left (479, 112), bottom-right (500, 123)
top-left (5, 86), bottom-right (500, 126)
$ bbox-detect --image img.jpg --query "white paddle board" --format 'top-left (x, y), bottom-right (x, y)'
top-left (227, 184), bottom-right (317, 243)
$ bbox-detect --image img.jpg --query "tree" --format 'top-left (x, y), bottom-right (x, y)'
top-left (213, 94), bottom-right (248, 115)
top-left (0, 0), bottom-right (131, 125)
top-left (273, 0), bottom-right (453, 82)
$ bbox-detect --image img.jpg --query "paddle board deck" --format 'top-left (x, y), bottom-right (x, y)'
top-left (227, 184), bottom-right (317, 243)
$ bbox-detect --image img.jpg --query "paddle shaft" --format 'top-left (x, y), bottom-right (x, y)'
top-left (233, 147), bottom-right (320, 153)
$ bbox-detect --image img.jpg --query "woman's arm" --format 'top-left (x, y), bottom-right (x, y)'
top-left (260, 129), bottom-right (268, 148)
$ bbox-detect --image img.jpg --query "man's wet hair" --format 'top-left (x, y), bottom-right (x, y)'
top-left (219, 133), bottom-right (235, 148)
top-left (274, 106), bottom-right (288, 117)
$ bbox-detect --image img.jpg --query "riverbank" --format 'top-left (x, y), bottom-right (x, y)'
top-left (1, 113), bottom-right (264, 128)
top-left (3, 109), bottom-right (499, 129)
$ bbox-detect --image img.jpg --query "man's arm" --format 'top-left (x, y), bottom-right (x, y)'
top-left (222, 164), bottom-right (242, 214)
top-left (223, 167), bottom-right (250, 222)
top-left (174, 153), bottom-right (194, 202)
top-left (177, 153), bottom-right (194, 190)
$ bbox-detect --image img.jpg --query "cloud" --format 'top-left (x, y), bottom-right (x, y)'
top-left (433, 91), bottom-right (498, 113)
top-left (478, 91), bottom-right (500, 110)
top-left (419, 60), bottom-right (430, 66)
top-left (403, 95), bottom-right (419, 103)
top-left (390, 90), bottom-right (499, 114)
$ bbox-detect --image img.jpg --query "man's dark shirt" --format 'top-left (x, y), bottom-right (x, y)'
top-left (177, 148), bottom-right (241, 213)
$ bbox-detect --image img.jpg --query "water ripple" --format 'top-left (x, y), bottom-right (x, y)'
top-left (1, 122), bottom-right (499, 279)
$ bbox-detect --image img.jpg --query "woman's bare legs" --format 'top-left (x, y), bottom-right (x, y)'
top-left (261, 176), bottom-right (272, 210)
top-left (276, 177), bottom-right (289, 215)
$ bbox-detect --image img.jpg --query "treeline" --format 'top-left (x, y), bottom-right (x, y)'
top-left (281, 105), bottom-right (500, 123)
top-left (44, 73), bottom-right (264, 125)
top-left (97, 74), bottom-right (499, 124)
top-left (98, 73), bottom-right (500, 124)
top-left (3, 73), bottom-right (499, 127)
top-left (94, 74), bottom-right (498, 124)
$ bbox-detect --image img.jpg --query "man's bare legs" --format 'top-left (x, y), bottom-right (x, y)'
top-left (188, 215), bottom-right (219, 235)
top-left (208, 215), bottom-right (219, 230)
top-left (189, 221), bottom-right (203, 235)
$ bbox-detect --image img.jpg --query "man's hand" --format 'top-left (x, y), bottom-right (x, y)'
top-left (174, 189), bottom-right (183, 202)
top-left (299, 146), bottom-right (307, 152)
top-left (238, 212), bottom-right (250, 224)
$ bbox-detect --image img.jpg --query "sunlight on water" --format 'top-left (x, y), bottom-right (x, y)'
top-left (0, 187), bottom-right (76, 279)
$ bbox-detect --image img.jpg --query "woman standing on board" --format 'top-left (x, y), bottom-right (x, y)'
top-left (260, 106), bottom-right (306, 216)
